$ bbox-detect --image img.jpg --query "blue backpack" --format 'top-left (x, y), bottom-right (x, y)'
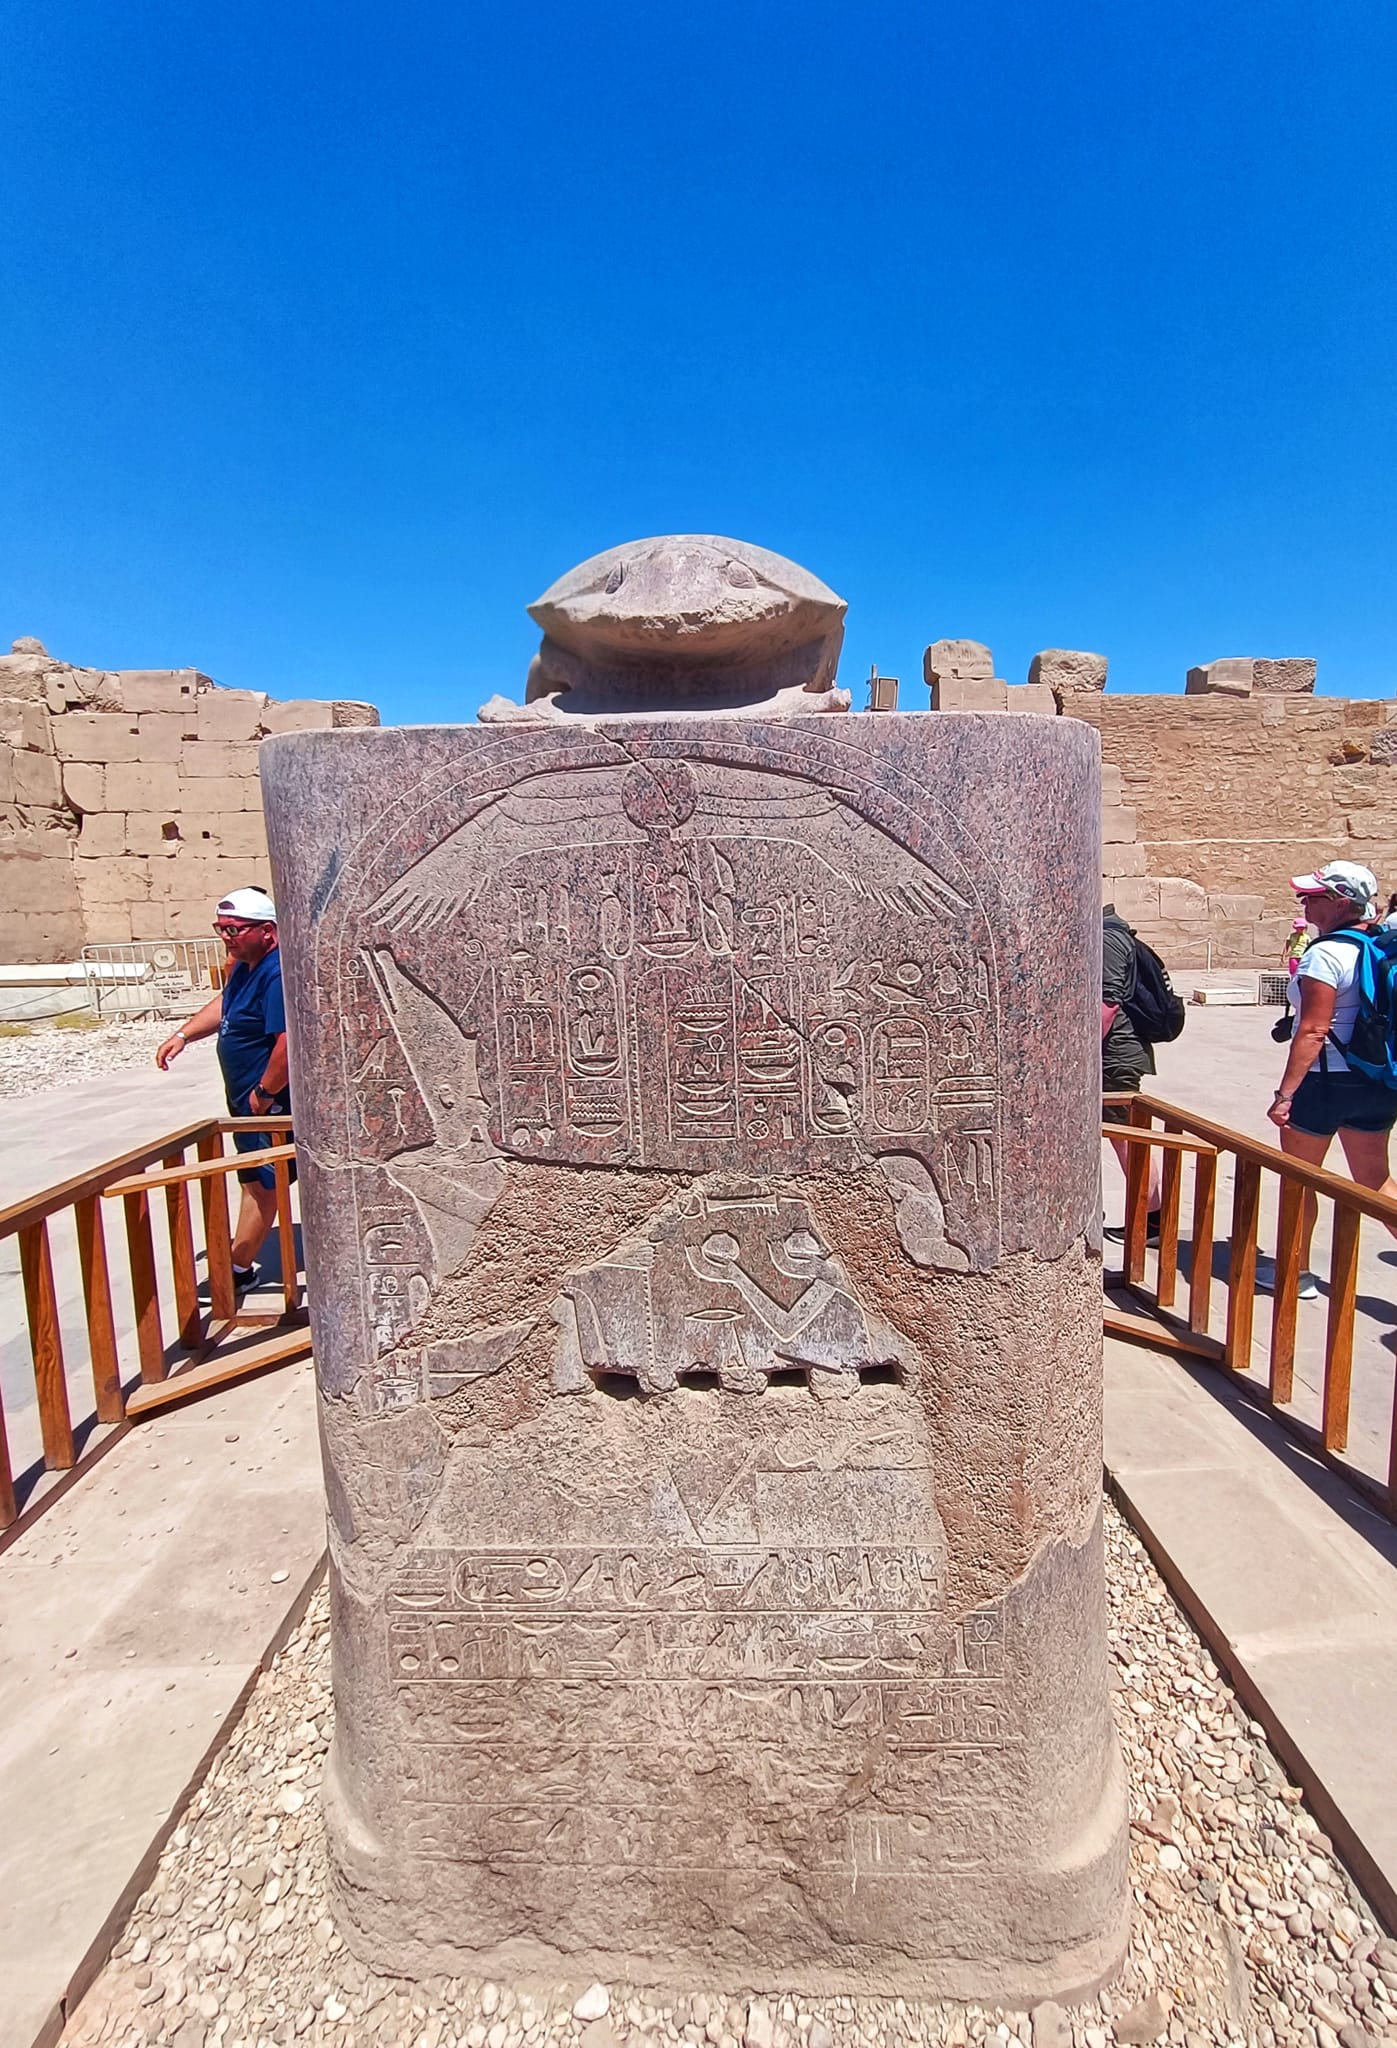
top-left (1324, 928), bottom-right (1397, 1088)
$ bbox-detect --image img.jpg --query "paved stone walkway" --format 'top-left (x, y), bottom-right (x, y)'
top-left (0, 1360), bottom-right (323, 2048)
top-left (1105, 1331), bottom-right (1397, 1933)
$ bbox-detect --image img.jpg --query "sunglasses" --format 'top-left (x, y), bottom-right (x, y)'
top-left (213, 920), bottom-right (262, 937)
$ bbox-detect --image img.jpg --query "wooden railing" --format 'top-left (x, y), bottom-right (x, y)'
top-left (1105, 1090), bottom-right (1397, 1517)
top-left (0, 1115), bottom-right (308, 1535)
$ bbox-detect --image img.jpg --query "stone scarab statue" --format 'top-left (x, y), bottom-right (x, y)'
top-left (479, 532), bottom-right (850, 721)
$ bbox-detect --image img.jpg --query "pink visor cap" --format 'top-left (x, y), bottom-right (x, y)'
top-left (1290, 861), bottom-right (1378, 910)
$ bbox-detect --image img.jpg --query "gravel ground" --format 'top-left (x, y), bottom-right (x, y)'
top-left (0, 1019), bottom-right (174, 1098)
top-left (64, 1501), bottom-right (1397, 2048)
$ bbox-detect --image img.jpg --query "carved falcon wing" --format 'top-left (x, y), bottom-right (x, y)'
top-left (692, 781), bottom-right (973, 919)
top-left (368, 771), bottom-right (644, 932)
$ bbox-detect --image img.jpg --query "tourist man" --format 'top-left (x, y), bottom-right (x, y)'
top-left (155, 888), bottom-right (291, 1289)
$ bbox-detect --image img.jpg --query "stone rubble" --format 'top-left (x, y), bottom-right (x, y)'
top-left (63, 1502), bottom-right (1396, 2048)
top-left (0, 1017), bottom-right (175, 1098)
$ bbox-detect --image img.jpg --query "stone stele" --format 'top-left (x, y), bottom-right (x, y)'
top-left (261, 549), bottom-right (1127, 2005)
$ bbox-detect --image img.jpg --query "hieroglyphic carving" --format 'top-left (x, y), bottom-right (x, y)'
top-left (552, 1182), bottom-right (902, 1397)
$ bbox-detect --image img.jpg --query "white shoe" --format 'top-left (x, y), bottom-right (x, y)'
top-left (1254, 1254), bottom-right (1320, 1299)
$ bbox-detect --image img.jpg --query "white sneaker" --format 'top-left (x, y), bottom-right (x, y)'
top-left (1253, 1254), bottom-right (1320, 1299)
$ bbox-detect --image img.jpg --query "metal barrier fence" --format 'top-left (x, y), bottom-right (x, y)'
top-left (0, 1115), bottom-right (306, 1535)
top-left (80, 940), bottom-right (226, 1021)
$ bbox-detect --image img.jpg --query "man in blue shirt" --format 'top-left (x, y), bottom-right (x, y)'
top-left (155, 888), bottom-right (292, 1288)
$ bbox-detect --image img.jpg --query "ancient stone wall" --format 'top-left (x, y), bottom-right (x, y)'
top-left (1064, 693), bottom-right (1397, 969)
top-left (0, 638), bottom-right (377, 963)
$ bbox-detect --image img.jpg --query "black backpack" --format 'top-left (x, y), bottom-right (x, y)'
top-left (1106, 914), bottom-right (1186, 1045)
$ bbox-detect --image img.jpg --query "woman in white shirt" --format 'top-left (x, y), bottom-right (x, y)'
top-left (1261, 859), bottom-right (1397, 1297)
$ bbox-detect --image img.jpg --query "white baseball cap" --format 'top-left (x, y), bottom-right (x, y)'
top-left (1290, 860), bottom-right (1378, 910)
top-left (215, 887), bottom-right (277, 923)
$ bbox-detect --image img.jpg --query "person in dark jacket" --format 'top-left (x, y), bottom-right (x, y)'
top-left (1102, 905), bottom-right (1161, 1244)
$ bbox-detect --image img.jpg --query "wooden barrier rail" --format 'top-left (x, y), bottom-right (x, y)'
top-left (0, 1115), bottom-right (306, 1534)
top-left (1104, 1091), bottom-right (1397, 1517)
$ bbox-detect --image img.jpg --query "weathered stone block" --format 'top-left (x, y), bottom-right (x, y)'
top-left (261, 697), bottom-right (335, 735)
top-left (178, 773), bottom-right (264, 813)
top-left (180, 740), bottom-right (261, 778)
top-left (196, 688), bottom-right (268, 743)
top-left (923, 638), bottom-right (995, 685)
top-left (77, 811), bottom-right (129, 858)
top-left (1100, 762), bottom-right (1124, 803)
top-left (125, 813), bottom-right (185, 857)
top-left (331, 700), bottom-right (380, 728)
top-left (1184, 658), bottom-right (1255, 696)
top-left (1028, 650), bottom-right (1107, 696)
top-left (1101, 806), bottom-right (1138, 843)
top-left (263, 708), bottom-right (1126, 2003)
top-left (13, 750), bottom-right (62, 807)
top-left (0, 697), bottom-right (53, 751)
top-left (1108, 879), bottom-right (1161, 921)
top-left (148, 853), bottom-right (251, 904)
top-left (75, 856), bottom-right (151, 905)
top-left (0, 645), bottom-right (54, 701)
top-left (82, 904), bottom-right (134, 944)
top-left (116, 668), bottom-right (206, 714)
top-left (1368, 728), bottom-right (1397, 765)
top-left (930, 676), bottom-right (1009, 713)
top-left (1207, 892), bottom-right (1266, 922)
top-left (105, 761), bottom-right (182, 813)
top-left (61, 761), bottom-right (104, 815)
top-left (194, 811), bottom-right (269, 859)
top-left (1158, 878), bottom-right (1207, 919)
top-left (137, 713), bottom-right (195, 762)
top-left (1253, 658), bottom-right (1317, 695)
top-left (0, 907), bottom-right (85, 963)
top-left (1101, 843), bottom-right (1147, 879)
top-left (0, 746), bottom-right (14, 806)
top-left (52, 712), bottom-right (143, 763)
top-left (1005, 684), bottom-right (1057, 717)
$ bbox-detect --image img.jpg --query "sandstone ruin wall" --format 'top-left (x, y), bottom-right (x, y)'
top-left (0, 638), bottom-right (377, 964)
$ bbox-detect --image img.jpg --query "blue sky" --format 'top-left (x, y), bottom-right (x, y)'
top-left (3, 1), bottom-right (1394, 719)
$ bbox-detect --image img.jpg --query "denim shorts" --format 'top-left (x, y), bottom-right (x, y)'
top-left (1290, 1069), bottom-right (1397, 1138)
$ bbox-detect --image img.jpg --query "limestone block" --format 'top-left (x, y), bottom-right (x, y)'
top-left (0, 910), bottom-right (85, 964)
top-left (1108, 879), bottom-right (1161, 921)
top-left (82, 904), bottom-right (134, 944)
top-left (1005, 684), bottom-right (1057, 717)
top-left (1368, 728), bottom-right (1397, 766)
top-left (1253, 659), bottom-right (1316, 695)
top-left (137, 713), bottom-right (194, 762)
top-left (261, 697), bottom-right (335, 735)
top-left (104, 761), bottom-right (182, 813)
top-left (0, 697), bottom-right (53, 751)
top-left (1207, 892), bottom-right (1266, 922)
top-left (12, 855), bottom-right (85, 913)
top-left (131, 898), bottom-right (222, 940)
top-left (1158, 878), bottom-right (1207, 919)
top-left (13, 750), bottom-right (62, 807)
top-left (77, 811), bottom-right (129, 858)
top-left (0, 645), bottom-right (54, 701)
top-left (1185, 659), bottom-right (1255, 697)
top-left (1101, 843), bottom-right (1147, 879)
top-left (923, 638), bottom-right (995, 686)
top-left (116, 668), bottom-right (206, 714)
top-left (61, 761), bottom-right (104, 814)
top-left (180, 740), bottom-right (261, 778)
top-left (76, 856), bottom-right (150, 906)
top-left (181, 773), bottom-right (264, 812)
top-left (196, 688), bottom-right (268, 743)
top-left (125, 813), bottom-right (185, 857)
top-left (331, 700), bottom-right (380, 728)
top-left (1100, 762), bottom-right (1123, 803)
top-left (929, 676), bottom-right (1009, 712)
top-left (262, 708), bottom-right (1127, 2002)
top-left (192, 812), bottom-right (269, 858)
top-left (149, 853), bottom-right (254, 905)
top-left (1101, 806), bottom-right (1138, 843)
top-left (1028, 650), bottom-right (1108, 696)
top-left (52, 712), bottom-right (143, 763)
top-left (0, 746), bottom-right (14, 805)
top-left (0, 810), bottom-right (74, 860)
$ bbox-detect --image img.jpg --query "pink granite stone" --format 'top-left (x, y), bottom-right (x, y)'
top-left (261, 707), bottom-right (1127, 2003)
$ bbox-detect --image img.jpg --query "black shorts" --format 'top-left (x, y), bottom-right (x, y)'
top-left (1290, 1069), bottom-right (1397, 1139)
